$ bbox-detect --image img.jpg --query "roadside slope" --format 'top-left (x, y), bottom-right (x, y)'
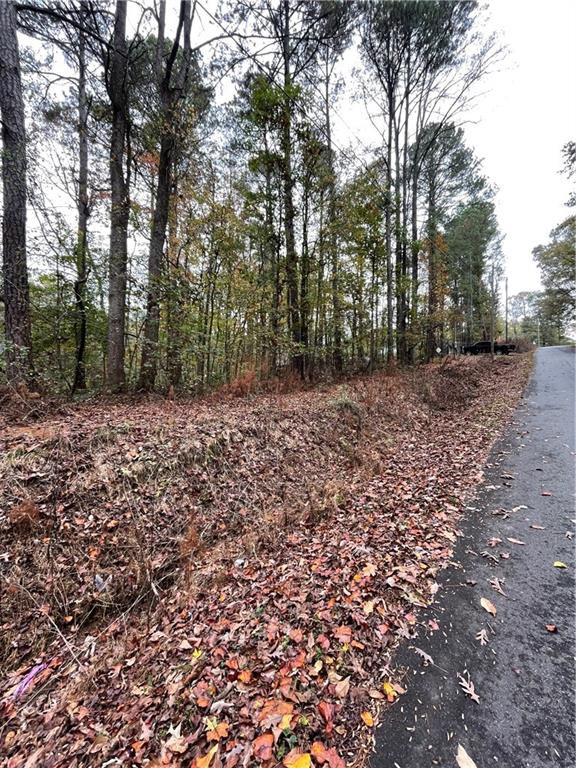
top-left (1, 356), bottom-right (532, 767)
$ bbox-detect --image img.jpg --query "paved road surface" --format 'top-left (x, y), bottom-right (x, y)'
top-left (371, 347), bottom-right (575, 768)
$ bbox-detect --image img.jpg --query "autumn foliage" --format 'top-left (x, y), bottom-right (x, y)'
top-left (0, 356), bottom-right (531, 765)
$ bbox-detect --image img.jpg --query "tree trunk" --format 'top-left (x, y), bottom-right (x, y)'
top-left (394, 112), bottom-right (405, 363)
top-left (106, 0), bottom-right (129, 391)
top-left (72, 4), bottom-right (89, 392)
top-left (281, 0), bottom-right (300, 372)
top-left (0, 0), bottom-right (33, 385)
top-left (425, 188), bottom-right (437, 362)
top-left (300, 183), bottom-right (310, 379)
top-left (385, 91), bottom-right (394, 365)
top-left (324, 56), bottom-right (342, 374)
top-left (139, 0), bottom-right (191, 390)
top-left (139, 125), bottom-right (172, 389)
top-left (410, 164), bottom-right (419, 362)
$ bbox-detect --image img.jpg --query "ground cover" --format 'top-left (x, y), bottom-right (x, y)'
top-left (0, 355), bottom-right (532, 767)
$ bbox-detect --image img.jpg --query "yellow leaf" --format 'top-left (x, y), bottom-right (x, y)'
top-left (279, 713), bottom-right (292, 730)
top-left (195, 745), bottom-right (218, 768)
top-left (553, 561), bottom-right (567, 568)
top-left (480, 597), bottom-right (497, 616)
top-left (192, 648), bottom-right (203, 659)
top-left (382, 681), bottom-right (397, 701)
top-left (283, 754), bottom-right (312, 768)
top-left (361, 710), bottom-right (374, 727)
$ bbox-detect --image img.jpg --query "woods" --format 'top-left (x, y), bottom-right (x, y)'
top-left (1, 0), bottom-right (512, 393)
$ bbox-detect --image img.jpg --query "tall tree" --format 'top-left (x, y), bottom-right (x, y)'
top-left (72, 0), bottom-right (90, 392)
top-left (0, 0), bottom-right (33, 385)
top-left (106, 0), bottom-right (130, 391)
top-left (139, 0), bottom-right (195, 390)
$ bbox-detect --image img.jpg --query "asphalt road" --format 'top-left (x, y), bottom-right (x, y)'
top-left (371, 346), bottom-right (576, 768)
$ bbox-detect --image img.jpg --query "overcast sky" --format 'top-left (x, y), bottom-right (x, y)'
top-left (464, 0), bottom-right (576, 296)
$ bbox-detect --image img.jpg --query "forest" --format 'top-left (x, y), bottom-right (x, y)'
top-left (0, 0), bottom-right (525, 394)
top-left (2, 2), bottom-right (575, 765)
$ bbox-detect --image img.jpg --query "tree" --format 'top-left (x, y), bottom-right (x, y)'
top-left (533, 217), bottom-right (576, 335)
top-left (139, 0), bottom-right (195, 391)
top-left (561, 140), bottom-right (576, 207)
top-left (106, 0), bottom-right (130, 391)
top-left (0, 0), bottom-right (33, 384)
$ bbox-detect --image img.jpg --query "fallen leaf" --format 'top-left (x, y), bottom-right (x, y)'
top-left (310, 742), bottom-right (345, 768)
top-left (382, 681), bottom-right (397, 701)
top-left (368, 688), bottom-right (385, 700)
top-left (530, 524), bottom-right (545, 530)
top-left (283, 754), bottom-right (312, 768)
top-left (541, 491), bottom-right (553, 496)
top-left (194, 745), bottom-right (218, 768)
top-left (476, 628), bottom-right (489, 646)
top-left (553, 561), bottom-right (567, 568)
top-left (458, 673), bottom-right (480, 704)
top-left (205, 718), bottom-right (229, 742)
top-left (333, 625), bottom-right (352, 644)
top-left (480, 597), bottom-right (497, 616)
top-left (411, 646), bottom-right (434, 666)
top-left (545, 624), bottom-right (557, 633)
top-left (333, 676), bottom-right (350, 698)
top-left (252, 733), bottom-right (274, 761)
top-left (317, 701), bottom-right (334, 734)
top-left (489, 577), bottom-right (507, 596)
top-left (165, 722), bottom-right (189, 754)
top-left (456, 743), bottom-right (478, 768)
top-left (506, 537), bottom-right (525, 545)
top-left (360, 710), bottom-right (374, 727)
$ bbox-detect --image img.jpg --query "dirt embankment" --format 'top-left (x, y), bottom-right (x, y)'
top-left (0, 355), bottom-right (532, 767)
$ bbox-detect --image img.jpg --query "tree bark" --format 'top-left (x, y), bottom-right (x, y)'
top-left (72, 1), bottom-right (89, 392)
top-left (0, 0), bottom-right (33, 385)
top-left (106, 0), bottom-right (129, 391)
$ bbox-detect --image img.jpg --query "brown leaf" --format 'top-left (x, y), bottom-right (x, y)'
top-left (317, 701), bottom-right (334, 733)
top-left (333, 625), bottom-right (352, 644)
top-left (458, 673), bottom-right (480, 703)
top-left (252, 733), bottom-right (274, 761)
top-left (333, 676), bottom-right (350, 699)
top-left (480, 597), bottom-right (497, 616)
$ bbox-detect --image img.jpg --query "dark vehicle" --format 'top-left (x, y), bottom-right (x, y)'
top-left (462, 340), bottom-right (516, 355)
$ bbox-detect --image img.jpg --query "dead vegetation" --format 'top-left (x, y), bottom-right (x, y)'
top-left (0, 355), bottom-right (532, 767)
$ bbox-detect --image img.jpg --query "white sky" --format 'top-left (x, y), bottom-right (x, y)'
top-left (464, 0), bottom-right (576, 295)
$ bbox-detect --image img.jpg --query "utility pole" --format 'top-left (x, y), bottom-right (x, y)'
top-left (505, 276), bottom-right (508, 342)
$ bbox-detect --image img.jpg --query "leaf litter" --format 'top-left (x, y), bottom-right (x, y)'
top-left (0, 356), bottom-right (531, 765)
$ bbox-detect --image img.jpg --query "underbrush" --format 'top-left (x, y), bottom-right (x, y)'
top-left (0, 355), bottom-right (532, 766)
